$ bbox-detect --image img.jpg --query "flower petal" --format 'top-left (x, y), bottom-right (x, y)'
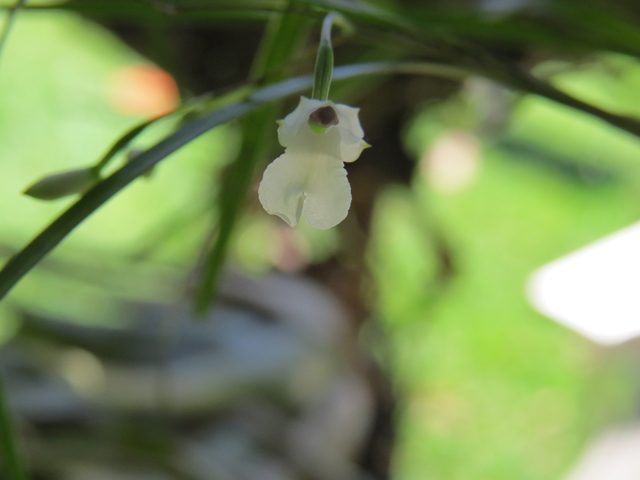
top-left (260, 96), bottom-right (366, 229)
top-left (285, 120), bottom-right (343, 158)
top-left (335, 103), bottom-right (364, 138)
top-left (258, 150), bottom-right (308, 227)
top-left (339, 129), bottom-right (368, 163)
top-left (302, 154), bottom-right (352, 229)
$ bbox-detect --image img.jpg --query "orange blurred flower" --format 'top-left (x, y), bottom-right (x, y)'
top-left (108, 64), bottom-right (179, 117)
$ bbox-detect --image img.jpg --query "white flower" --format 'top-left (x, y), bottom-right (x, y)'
top-left (258, 96), bottom-right (368, 229)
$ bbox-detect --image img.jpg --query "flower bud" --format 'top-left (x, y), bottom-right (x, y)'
top-left (311, 15), bottom-right (334, 101)
top-left (24, 168), bottom-right (99, 200)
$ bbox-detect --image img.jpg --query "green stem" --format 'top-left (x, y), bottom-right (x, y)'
top-left (3, 60), bottom-right (640, 304)
top-left (0, 98), bottom-right (256, 302)
top-left (311, 14), bottom-right (334, 101)
top-left (0, 0), bottom-right (26, 62)
top-left (0, 370), bottom-right (27, 480)
top-left (92, 118), bottom-right (158, 174)
top-left (193, 2), bottom-right (308, 315)
top-left (0, 3), bottom-right (43, 478)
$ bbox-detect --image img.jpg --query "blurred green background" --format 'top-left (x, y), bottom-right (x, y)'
top-left (2, 5), bottom-right (640, 480)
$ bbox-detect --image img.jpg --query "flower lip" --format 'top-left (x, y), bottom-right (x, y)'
top-left (309, 105), bottom-right (339, 128)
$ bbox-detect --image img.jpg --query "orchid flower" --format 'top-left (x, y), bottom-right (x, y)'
top-left (258, 96), bottom-right (368, 229)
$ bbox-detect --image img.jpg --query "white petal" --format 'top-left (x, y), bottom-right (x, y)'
top-left (302, 154), bottom-right (352, 230)
top-left (258, 150), bottom-right (308, 227)
top-left (286, 120), bottom-right (342, 158)
top-left (278, 96), bottom-right (329, 147)
top-left (339, 130), bottom-right (369, 163)
top-left (335, 103), bottom-right (364, 138)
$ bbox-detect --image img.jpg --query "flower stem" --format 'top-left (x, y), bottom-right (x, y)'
top-left (0, 369), bottom-right (27, 480)
top-left (4, 60), bottom-right (640, 304)
top-left (311, 14), bottom-right (334, 101)
top-left (0, 0), bottom-right (26, 63)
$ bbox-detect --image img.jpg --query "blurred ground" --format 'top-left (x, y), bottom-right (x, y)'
top-left (1, 9), bottom-right (640, 480)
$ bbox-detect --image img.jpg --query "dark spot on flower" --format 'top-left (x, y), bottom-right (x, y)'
top-left (309, 106), bottom-right (339, 128)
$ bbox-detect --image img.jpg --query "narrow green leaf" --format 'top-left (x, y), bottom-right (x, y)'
top-left (2, 60), bottom-right (640, 304)
top-left (92, 118), bottom-right (159, 173)
top-left (0, 98), bottom-right (256, 302)
top-left (0, 369), bottom-right (26, 480)
top-left (0, 0), bottom-right (26, 63)
top-left (193, 2), bottom-right (309, 315)
top-left (0, 10), bottom-right (30, 478)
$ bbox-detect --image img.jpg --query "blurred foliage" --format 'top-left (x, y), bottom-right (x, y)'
top-left (2, 1), bottom-right (640, 479)
top-left (371, 70), bottom-right (640, 478)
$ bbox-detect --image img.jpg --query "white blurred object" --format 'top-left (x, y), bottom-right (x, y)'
top-left (564, 426), bottom-right (640, 480)
top-left (528, 222), bottom-right (640, 345)
top-left (421, 130), bottom-right (481, 194)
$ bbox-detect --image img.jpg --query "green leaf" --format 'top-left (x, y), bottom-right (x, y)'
top-left (92, 118), bottom-right (159, 173)
top-left (3, 60), bottom-right (640, 305)
top-left (0, 0), bottom-right (26, 62)
top-left (0, 97), bottom-right (255, 303)
top-left (193, 2), bottom-right (309, 315)
top-left (0, 371), bottom-right (26, 480)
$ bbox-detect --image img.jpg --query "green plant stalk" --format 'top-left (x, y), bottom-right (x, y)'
top-left (92, 118), bottom-right (160, 174)
top-left (311, 14), bottom-right (334, 101)
top-left (3, 60), bottom-right (640, 303)
top-left (0, 9), bottom-right (30, 475)
top-left (193, 107), bottom-right (274, 315)
top-left (91, 86), bottom-right (253, 176)
top-left (12, 0), bottom-right (640, 59)
top-left (10, 1), bottom-right (640, 128)
top-left (0, 62), bottom-right (454, 302)
top-left (0, 370), bottom-right (26, 480)
top-left (0, 4), bottom-right (33, 478)
top-left (0, 95), bottom-right (252, 302)
top-left (193, 3), bottom-right (308, 315)
top-left (0, 0), bottom-right (26, 62)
